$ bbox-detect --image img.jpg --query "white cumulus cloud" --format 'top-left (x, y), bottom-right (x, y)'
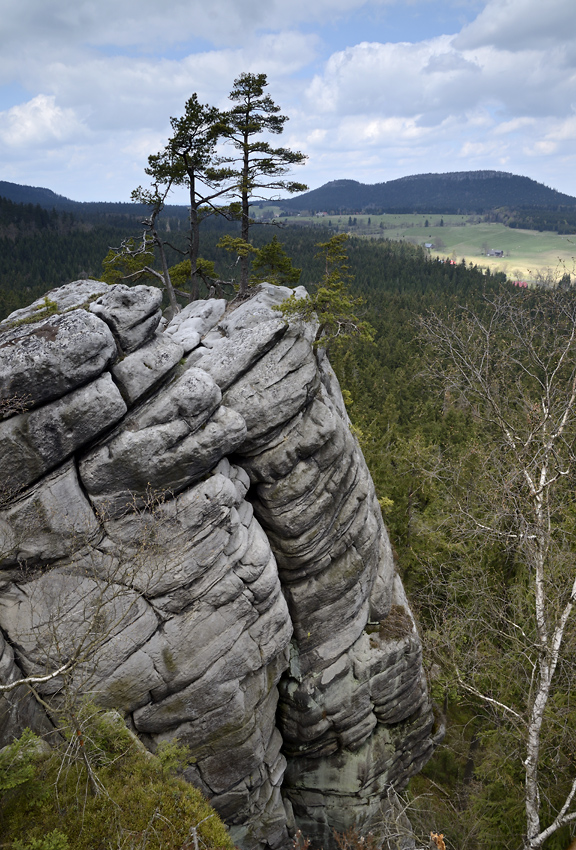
top-left (454, 0), bottom-right (576, 52)
top-left (1, 0), bottom-right (576, 199)
top-left (0, 95), bottom-right (86, 147)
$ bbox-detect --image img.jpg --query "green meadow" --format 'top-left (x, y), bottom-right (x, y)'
top-left (255, 209), bottom-right (576, 280)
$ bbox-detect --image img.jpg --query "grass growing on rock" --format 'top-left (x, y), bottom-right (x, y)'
top-left (0, 707), bottom-right (235, 850)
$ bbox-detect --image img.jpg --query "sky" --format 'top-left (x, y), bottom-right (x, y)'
top-left (1, 0), bottom-right (575, 203)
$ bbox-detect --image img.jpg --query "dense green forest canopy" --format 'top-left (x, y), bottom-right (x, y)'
top-left (0, 189), bottom-right (503, 320)
top-left (486, 204), bottom-right (576, 234)
top-left (4, 184), bottom-right (576, 848)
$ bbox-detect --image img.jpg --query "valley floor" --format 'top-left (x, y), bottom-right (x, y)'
top-left (256, 210), bottom-right (576, 280)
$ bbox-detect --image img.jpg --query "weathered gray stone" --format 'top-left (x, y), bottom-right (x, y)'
top-left (223, 324), bottom-right (319, 451)
top-left (228, 349), bottom-right (431, 843)
top-left (0, 570), bottom-right (159, 694)
top-left (369, 539), bottom-right (398, 622)
top-left (185, 319), bottom-right (288, 391)
top-left (198, 687), bottom-right (279, 793)
top-left (111, 333), bottom-right (184, 404)
top-left (133, 367), bottom-right (221, 430)
top-left (165, 298), bottom-right (227, 352)
top-left (0, 280), bottom-right (110, 332)
top-left (0, 461), bottom-right (100, 568)
top-left (240, 393), bottom-right (339, 484)
top-left (0, 373), bottom-right (127, 493)
top-left (14, 456), bottom-right (293, 845)
top-left (100, 471), bottom-right (240, 597)
top-left (0, 630), bottom-right (54, 748)
top-left (89, 284), bottom-right (163, 353)
top-left (282, 717), bottom-right (435, 848)
top-left (218, 283), bottom-right (307, 334)
top-left (0, 309), bottom-right (117, 415)
top-left (0, 283), bottom-right (436, 850)
top-left (133, 665), bottom-right (241, 734)
top-left (78, 369), bottom-right (246, 513)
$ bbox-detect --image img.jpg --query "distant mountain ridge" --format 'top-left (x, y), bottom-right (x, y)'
top-left (0, 181), bottom-right (78, 210)
top-left (280, 171), bottom-right (576, 213)
top-left (0, 180), bottom-right (188, 219)
top-left (2, 171), bottom-right (576, 218)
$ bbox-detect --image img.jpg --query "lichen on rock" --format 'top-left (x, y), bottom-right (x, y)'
top-left (0, 281), bottom-right (437, 850)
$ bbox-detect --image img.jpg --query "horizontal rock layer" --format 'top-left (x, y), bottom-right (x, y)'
top-left (0, 280), bottom-right (436, 850)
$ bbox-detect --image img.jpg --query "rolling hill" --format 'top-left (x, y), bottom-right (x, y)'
top-left (0, 180), bottom-right (189, 221)
top-left (3, 171), bottom-right (576, 221)
top-left (279, 171), bottom-right (576, 214)
top-left (0, 180), bottom-right (79, 210)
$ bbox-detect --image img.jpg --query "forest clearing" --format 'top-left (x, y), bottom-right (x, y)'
top-left (256, 209), bottom-right (576, 280)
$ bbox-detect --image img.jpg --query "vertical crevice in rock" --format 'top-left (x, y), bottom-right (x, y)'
top-left (230, 323), bottom-right (436, 848)
top-left (0, 624), bottom-right (56, 747)
top-left (0, 282), bottom-right (437, 850)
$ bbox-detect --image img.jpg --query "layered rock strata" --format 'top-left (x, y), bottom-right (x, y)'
top-left (0, 280), bottom-right (437, 849)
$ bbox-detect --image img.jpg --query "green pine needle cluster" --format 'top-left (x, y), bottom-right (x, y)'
top-left (275, 234), bottom-right (374, 349)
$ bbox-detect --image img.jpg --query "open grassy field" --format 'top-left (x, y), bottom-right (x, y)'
top-left (377, 217), bottom-right (575, 280)
top-left (255, 208), bottom-right (576, 280)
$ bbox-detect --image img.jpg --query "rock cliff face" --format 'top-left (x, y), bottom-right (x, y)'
top-left (0, 281), bottom-right (437, 849)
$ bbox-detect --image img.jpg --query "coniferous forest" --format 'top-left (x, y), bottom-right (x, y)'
top-left (2, 75), bottom-right (576, 845)
top-left (0, 189), bottom-right (535, 847)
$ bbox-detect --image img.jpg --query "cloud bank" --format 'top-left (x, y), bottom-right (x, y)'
top-left (1, 0), bottom-right (574, 200)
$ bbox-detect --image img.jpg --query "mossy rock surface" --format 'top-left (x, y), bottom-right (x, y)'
top-left (0, 714), bottom-right (236, 850)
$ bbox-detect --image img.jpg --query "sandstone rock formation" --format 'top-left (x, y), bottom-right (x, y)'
top-left (0, 281), bottom-right (438, 849)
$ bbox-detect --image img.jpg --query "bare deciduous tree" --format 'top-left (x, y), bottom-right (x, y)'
top-left (0, 489), bottom-right (171, 764)
top-left (420, 289), bottom-right (576, 849)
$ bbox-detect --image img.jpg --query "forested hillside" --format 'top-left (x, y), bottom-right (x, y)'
top-left (487, 204), bottom-right (576, 234)
top-left (280, 170), bottom-right (576, 215)
top-left (0, 196), bottom-right (189, 318)
top-left (0, 180), bottom-right (190, 221)
top-left (3, 186), bottom-right (576, 847)
top-left (329, 255), bottom-right (576, 849)
top-left (0, 180), bottom-right (77, 210)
